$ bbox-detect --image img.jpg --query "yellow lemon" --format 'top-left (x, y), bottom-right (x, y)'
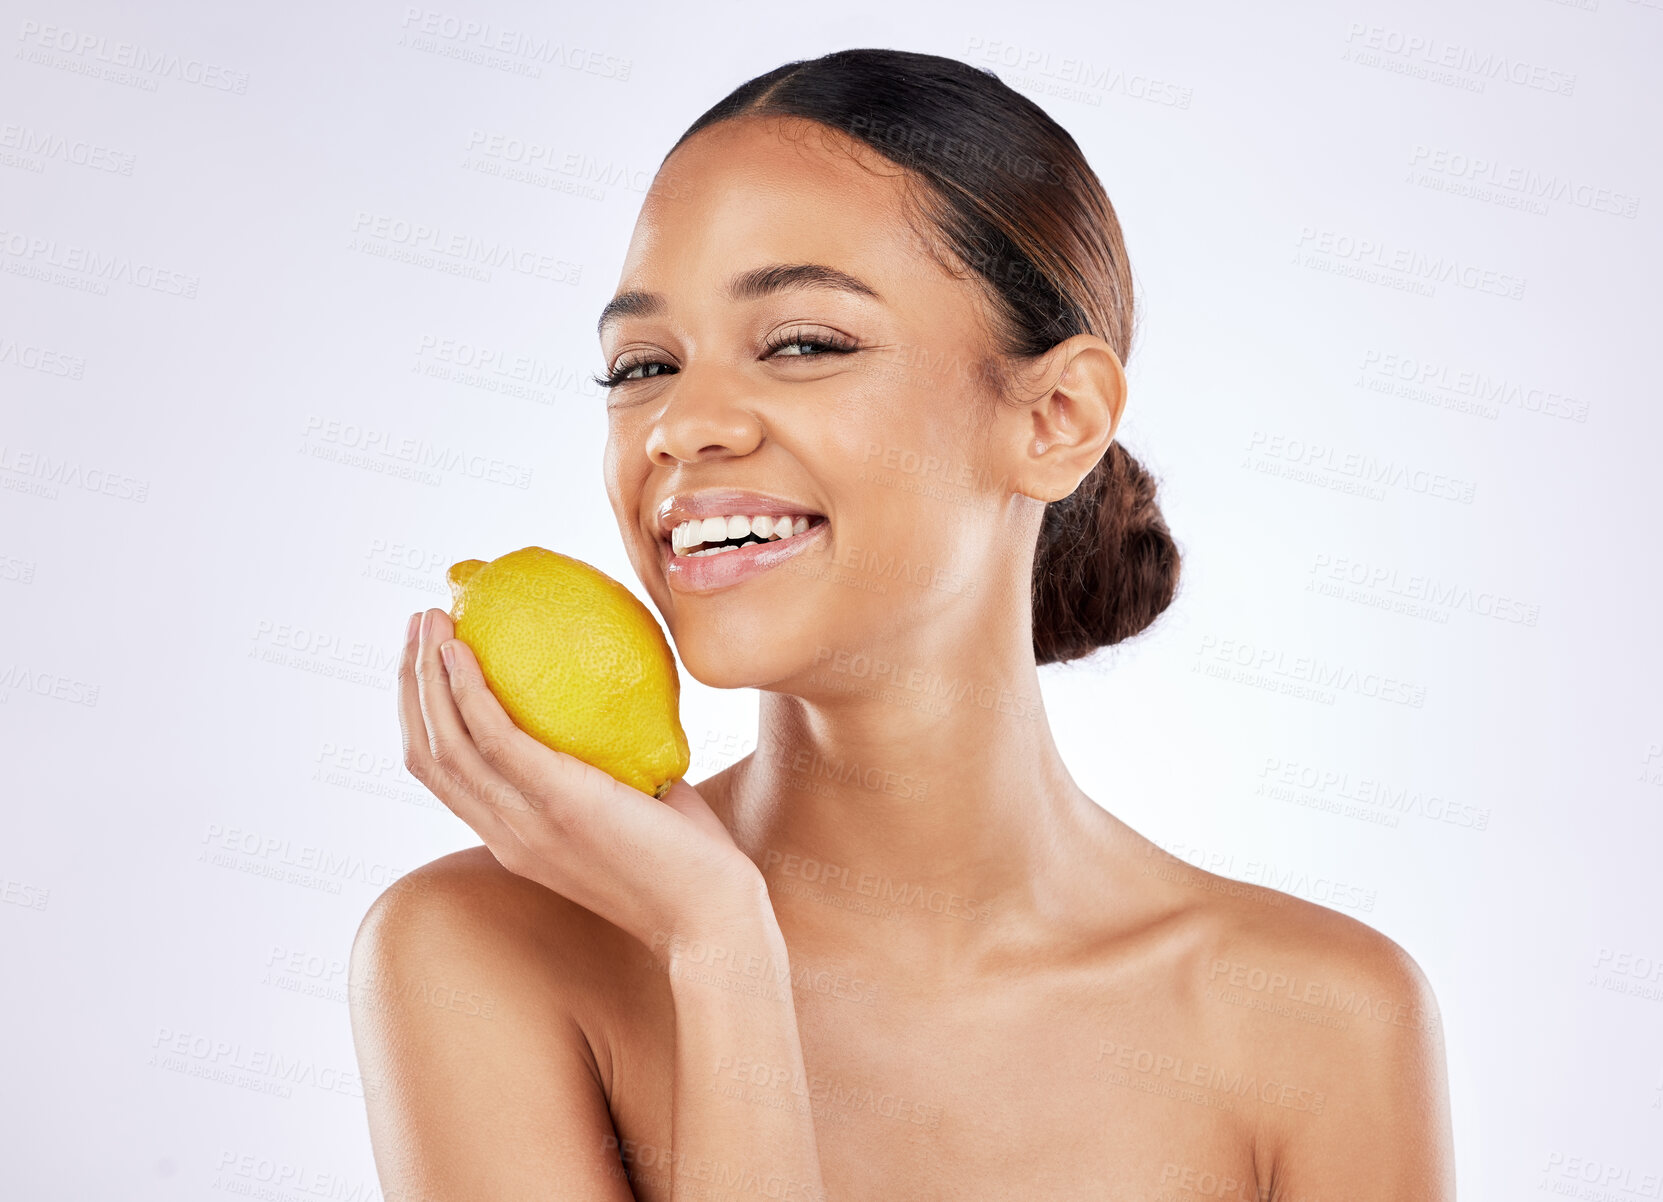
top-left (446, 547), bottom-right (689, 799)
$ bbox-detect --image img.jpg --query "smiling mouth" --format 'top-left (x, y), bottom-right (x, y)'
top-left (670, 513), bottom-right (826, 557)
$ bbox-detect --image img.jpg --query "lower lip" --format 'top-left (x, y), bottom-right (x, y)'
top-left (664, 520), bottom-right (829, 593)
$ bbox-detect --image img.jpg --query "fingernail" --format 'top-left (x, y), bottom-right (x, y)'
top-left (405, 612), bottom-right (421, 647)
top-left (440, 641), bottom-right (456, 673)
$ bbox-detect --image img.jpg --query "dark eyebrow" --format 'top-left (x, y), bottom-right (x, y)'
top-left (726, 262), bottom-right (882, 305)
top-left (596, 262), bottom-right (882, 337)
top-left (595, 289), bottom-right (662, 337)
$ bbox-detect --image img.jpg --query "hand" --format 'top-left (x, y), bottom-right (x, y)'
top-left (397, 608), bottom-right (768, 948)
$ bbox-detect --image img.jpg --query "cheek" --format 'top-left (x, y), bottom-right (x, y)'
top-left (600, 422), bottom-right (660, 592)
top-left (834, 455), bottom-right (998, 602)
top-left (602, 415), bottom-right (649, 504)
top-left (834, 389), bottom-right (996, 521)
top-left (823, 371), bottom-right (963, 488)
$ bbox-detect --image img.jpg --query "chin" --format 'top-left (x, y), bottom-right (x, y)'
top-left (670, 618), bottom-right (829, 694)
top-left (675, 640), bottom-right (786, 692)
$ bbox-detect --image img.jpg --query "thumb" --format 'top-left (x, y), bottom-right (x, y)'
top-left (657, 778), bottom-right (737, 847)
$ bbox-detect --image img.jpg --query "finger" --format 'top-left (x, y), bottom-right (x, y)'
top-left (657, 778), bottom-right (738, 848)
top-left (438, 635), bottom-right (755, 935)
top-left (397, 612), bottom-right (429, 780)
top-left (399, 611), bottom-right (466, 809)
top-left (410, 609), bottom-right (535, 834)
top-left (437, 634), bottom-right (626, 828)
top-left (400, 610), bottom-right (521, 855)
top-left (437, 635), bottom-right (715, 874)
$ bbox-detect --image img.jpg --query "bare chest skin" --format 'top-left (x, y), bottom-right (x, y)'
top-left (594, 912), bottom-right (1265, 1202)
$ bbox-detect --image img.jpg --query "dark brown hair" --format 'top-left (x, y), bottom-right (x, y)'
top-left (668, 48), bottom-right (1181, 666)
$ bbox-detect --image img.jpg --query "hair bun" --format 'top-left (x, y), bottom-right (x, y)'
top-left (1032, 442), bottom-right (1181, 665)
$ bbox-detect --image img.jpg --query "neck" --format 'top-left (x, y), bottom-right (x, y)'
top-left (711, 619), bottom-right (1122, 975)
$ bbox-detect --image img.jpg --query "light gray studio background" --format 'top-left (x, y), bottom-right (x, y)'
top-left (2, 0), bottom-right (1660, 1198)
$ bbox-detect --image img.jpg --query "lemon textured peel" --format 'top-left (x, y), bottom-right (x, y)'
top-left (445, 547), bottom-right (689, 799)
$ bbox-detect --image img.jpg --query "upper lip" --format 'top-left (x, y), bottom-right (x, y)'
top-left (655, 489), bottom-right (825, 541)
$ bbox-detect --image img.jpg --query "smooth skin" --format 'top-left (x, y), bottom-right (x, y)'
top-left (350, 115), bottom-right (1456, 1201)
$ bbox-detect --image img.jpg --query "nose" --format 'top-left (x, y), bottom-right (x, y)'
top-left (644, 365), bottom-right (765, 466)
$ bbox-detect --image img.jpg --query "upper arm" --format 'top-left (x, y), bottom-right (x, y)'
top-left (348, 859), bottom-right (637, 1202)
top-left (1252, 923), bottom-right (1456, 1201)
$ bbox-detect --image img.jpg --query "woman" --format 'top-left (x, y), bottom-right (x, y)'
top-left (350, 48), bottom-right (1455, 1201)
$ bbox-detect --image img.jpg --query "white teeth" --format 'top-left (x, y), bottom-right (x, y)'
top-left (669, 511), bottom-right (821, 556)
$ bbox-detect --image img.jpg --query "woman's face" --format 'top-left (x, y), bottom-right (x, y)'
top-left (600, 115), bottom-right (1036, 691)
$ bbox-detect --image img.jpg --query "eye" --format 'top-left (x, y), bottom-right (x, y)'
top-left (591, 327), bottom-right (861, 391)
top-left (592, 356), bottom-right (676, 390)
top-left (763, 327), bottom-right (859, 359)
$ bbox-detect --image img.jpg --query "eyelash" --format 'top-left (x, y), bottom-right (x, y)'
top-left (592, 328), bottom-right (860, 390)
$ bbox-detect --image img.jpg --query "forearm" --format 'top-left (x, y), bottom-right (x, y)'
top-left (655, 891), bottom-right (829, 1202)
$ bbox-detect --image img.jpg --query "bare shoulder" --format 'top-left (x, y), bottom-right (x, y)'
top-left (1137, 842), bottom-right (1455, 1196)
top-left (1210, 881), bottom-right (1442, 1046)
top-left (348, 846), bottom-right (653, 1201)
top-left (1127, 836), bottom-right (1442, 1043)
top-left (353, 844), bottom-right (639, 1014)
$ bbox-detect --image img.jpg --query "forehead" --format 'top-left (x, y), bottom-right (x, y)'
top-left (620, 116), bottom-right (938, 288)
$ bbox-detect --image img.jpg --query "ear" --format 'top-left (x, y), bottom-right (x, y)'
top-left (1002, 335), bottom-right (1127, 505)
